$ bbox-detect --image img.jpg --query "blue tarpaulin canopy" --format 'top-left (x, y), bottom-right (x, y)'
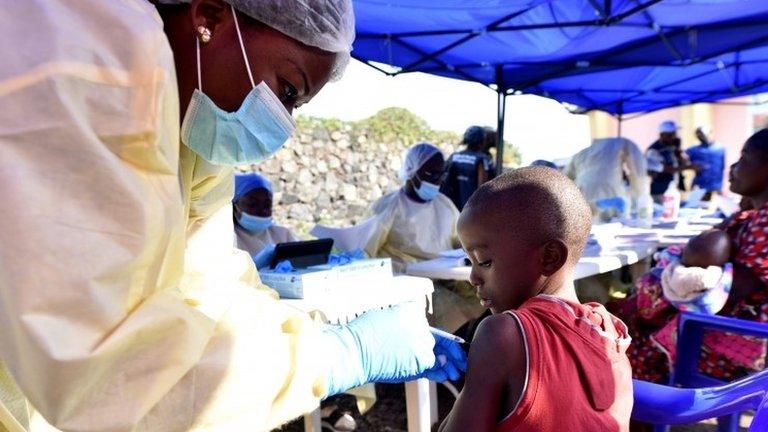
top-left (352, 0), bottom-right (768, 168)
top-left (353, 0), bottom-right (768, 114)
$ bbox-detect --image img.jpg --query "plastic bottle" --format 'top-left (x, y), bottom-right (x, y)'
top-left (636, 192), bottom-right (654, 228)
top-left (661, 175), bottom-right (681, 221)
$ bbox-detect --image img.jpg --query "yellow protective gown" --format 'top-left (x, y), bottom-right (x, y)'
top-left (364, 189), bottom-right (460, 274)
top-left (565, 137), bottom-right (648, 206)
top-left (0, 1), bottom-right (330, 431)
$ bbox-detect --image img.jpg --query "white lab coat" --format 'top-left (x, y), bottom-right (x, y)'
top-left (0, 1), bottom-right (330, 431)
top-left (566, 137), bottom-right (648, 205)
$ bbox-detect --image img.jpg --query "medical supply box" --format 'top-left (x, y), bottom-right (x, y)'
top-left (260, 258), bottom-right (393, 299)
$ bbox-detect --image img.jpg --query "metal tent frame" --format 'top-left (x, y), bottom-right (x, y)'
top-left (352, 0), bottom-right (768, 173)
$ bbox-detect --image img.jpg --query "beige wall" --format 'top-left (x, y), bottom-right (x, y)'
top-left (588, 98), bottom-right (753, 194)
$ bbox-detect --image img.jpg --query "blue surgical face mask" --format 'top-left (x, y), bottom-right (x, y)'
top-left (238, 212), bottom-right (273, 233)
top-left (414, 177), bottom-right (441, 202)
top-left (181, 6), bottom-right (296, 166)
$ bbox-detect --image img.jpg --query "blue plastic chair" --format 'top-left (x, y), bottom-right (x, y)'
top-left (632, 370), bottom-right (768, 431)
top-left (653, 312), bottom-right (768, 431)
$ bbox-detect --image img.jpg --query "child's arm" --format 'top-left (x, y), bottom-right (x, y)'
top-left (439, 314), bottom-right (527, 432)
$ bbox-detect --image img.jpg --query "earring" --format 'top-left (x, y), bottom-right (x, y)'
top-left (197, 25), bottom-right (212, 43)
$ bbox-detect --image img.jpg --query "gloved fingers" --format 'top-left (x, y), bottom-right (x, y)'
top-left (439, 357), bottom-right (461, 381)
top-left (443, 340), bottom-right (468, 371)
top-left (434, 336), bottom-right (468, 372)
top-left (422, 359), bottom-right (460, 382)
top-left (422, 367), bottom-right (448, 383)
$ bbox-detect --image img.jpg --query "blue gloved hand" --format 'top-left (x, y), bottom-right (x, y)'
top-left (251, 244), bottom-right (276, 270)
top-left (320, 302), bottom-right (437, 397)
top-left (327, 249), bottom-right (366, 266)
top-left (418, 330), bottom-right (467, 382)
top-left (595, 196), bottom-right (626, 215)
top-left (274, 260), bottom-right (294, 273)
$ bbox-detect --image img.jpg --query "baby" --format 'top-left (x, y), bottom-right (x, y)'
top-left (439, 167), bottom-right (633, 432)
top-left (661, 229), bottom-right (733, 314)
top-left (681, 229), bottom-right (731, 268)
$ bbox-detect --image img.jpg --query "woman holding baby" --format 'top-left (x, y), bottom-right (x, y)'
top-left (615, 128), bottom-right (768, 384)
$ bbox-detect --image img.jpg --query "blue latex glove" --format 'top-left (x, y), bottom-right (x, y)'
top-left (327, 249), bottom-right (366, 266)
top-left (595, 196), bottom-right (626, 216)
top-left (321, 302), bottom-right (462, 397)
top-left (419, 330), bottom-right (467, 382)
top-left (251, 244), bottom-right (275, 270)
top-left (274, 260), bottom-right (294, 273)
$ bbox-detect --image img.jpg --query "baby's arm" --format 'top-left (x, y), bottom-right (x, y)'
top-left (439, 314), bottom-right (527, 432)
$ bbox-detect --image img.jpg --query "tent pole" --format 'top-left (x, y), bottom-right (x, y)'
top-left (617, 101), bottom-right (624, 138)
top-left (495, 90), bottom-right (506, 177)
top-left (617, 114), bottom-right (623, 138)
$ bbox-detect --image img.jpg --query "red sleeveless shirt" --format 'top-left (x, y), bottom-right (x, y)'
top-left (496, 295), bottom-right (633, 432)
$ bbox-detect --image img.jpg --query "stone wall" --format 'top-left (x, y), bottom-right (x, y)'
top-left (237, 108), bottom-right (520, 237)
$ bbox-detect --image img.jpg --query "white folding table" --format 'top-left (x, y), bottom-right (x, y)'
top-left (405, 241), bottom-right (658, 282)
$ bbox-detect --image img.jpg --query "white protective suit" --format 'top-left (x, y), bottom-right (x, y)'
top-left (0, 2), bottom-right (335, 431)
top-left (566, 137), bottom-right (648, 207)
top-left (365, 190), bottom-right (459, 274)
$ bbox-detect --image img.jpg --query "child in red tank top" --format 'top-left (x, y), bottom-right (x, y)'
top-left (439, 167), bottom-right (633, 432)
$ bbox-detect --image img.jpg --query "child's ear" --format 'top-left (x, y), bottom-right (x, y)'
top-left (540, 239), bottom-right (568, 276)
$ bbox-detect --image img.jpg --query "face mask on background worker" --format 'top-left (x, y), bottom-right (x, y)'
top-left (181, 6), bottom-right (296, 166)
top-left (399, 142), bottom-right (446, 202)
top-left (238, 212), bottom-right (273, 232)
top-left (414, 175), bottom-right (441, 201)
top-left (233, 172), bottom-right (275, 233)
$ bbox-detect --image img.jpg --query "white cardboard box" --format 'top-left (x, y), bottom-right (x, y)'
top-left (259, 258), bottom-right (393, 299)
top-left (259, 267), bottom-right (337, 300)
top-left (313, 258), bottom-right (393, 281)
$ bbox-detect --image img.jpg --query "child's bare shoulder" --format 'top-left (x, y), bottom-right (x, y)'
top-left (469, 313), bottom-right (526, 376)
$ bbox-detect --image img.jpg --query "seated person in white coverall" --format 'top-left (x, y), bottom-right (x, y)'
top-left (0, 1), bottom-right (467, 431)
top-left (365, 142), bottom-right (460, 273)
top-left (365, 143), bottom-right (482, 331)
top-left (233, 172), bottom-right (299, 256)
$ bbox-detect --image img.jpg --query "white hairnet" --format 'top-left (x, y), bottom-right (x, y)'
top-left (399, 142), bottom-right (442, 181)
top-left (157, 0), bottom-right (355, 81)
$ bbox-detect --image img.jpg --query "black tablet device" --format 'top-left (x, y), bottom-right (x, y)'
top-left (270, 238), bottom-right (334, 269)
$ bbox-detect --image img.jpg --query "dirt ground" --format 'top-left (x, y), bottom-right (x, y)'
top-left (276, 383), bottom-right (752, 432)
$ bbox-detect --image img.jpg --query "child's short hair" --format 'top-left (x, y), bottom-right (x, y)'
top-left (463, 166), bottom-right (592, 262)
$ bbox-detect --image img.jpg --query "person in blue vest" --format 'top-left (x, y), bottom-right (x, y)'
top-left (482, 126), bottom-right (499, 178)
top-left (441, 126), bottom-right (493, 210)
top-left (686, 125), bottom-right (726, 200)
